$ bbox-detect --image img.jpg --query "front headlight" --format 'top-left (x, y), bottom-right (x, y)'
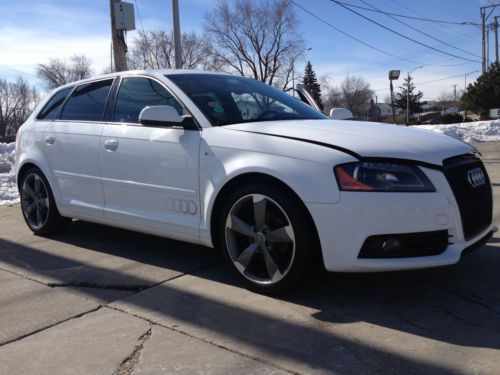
top-left (334, 162), bottom-right (435, 192)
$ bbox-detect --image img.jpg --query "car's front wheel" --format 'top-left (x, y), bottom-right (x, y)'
top-left (218, 183), bottom-right (319, 294)
top-left (19, 167), bottom-right (71, 235)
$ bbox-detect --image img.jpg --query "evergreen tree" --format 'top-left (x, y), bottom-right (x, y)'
top-left (395, 75), bottom-right (425, 120)
top-left (301, 61), bottom-right (323, 110)
top-left (462, 62), bottom-right (500, 117)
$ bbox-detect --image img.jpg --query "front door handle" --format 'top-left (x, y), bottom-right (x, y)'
top-left (104, 139), bottom-right (119, 151)
top-left (45, 135), bottom-right (56, 145)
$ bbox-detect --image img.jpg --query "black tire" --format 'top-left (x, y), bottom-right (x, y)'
top-left (19, 167), bottom-right (71, 235)
top-left (217, 182), bottom-right (320, 294)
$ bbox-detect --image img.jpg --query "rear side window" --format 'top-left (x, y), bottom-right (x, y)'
top-left (61, 79), bottom-right (113, 121)
top-left (114, 77), bottom-right (184, 123)
top-left (37, 88), bottom-right (72, 120)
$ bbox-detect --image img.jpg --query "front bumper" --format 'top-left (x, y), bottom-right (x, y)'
top-left (306, 167), bottom-right (495, 272)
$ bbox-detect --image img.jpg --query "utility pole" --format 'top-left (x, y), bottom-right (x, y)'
top-left (110, 0), bottom-right (128, 72)
top-left (487, 27), bottom-right (490, 68)
top-left (172, 0), bottom-right (182, 69)
top-left (481, 3), bottom-right (500, 73)
top-left (482, 7), bottom-right (486, 73)
top-left (452, 84), bottom-right (458, 101)
top-left (495, 16), bottom-right (499, 64)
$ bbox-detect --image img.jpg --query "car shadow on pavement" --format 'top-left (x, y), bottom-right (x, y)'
top-left (0, 218), bottom-right (499, 373)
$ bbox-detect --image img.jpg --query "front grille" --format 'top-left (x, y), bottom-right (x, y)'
top-left (443, 154), bottom-right (492, 240)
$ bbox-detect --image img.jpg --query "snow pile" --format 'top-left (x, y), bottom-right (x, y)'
top-left (415, 120), bottom-right (500, 143)
top-left (0, 143), bottom-right (19, 206)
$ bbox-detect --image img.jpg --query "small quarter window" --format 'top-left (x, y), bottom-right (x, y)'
top-left (61, 79), bottom-right (113, 121)
top-left (37, 87), bottom-right (72, 120)
top-left (114, 77), bottom-right (185, 123)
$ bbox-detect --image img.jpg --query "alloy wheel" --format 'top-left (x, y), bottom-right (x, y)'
top-left (21, 173), bottom-right (50, 230)
top-left (225, 194), bottom-right (296, 285)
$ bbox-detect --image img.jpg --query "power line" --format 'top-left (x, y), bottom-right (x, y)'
top-left (416, 70), bottom-right (479, 86)
top-left (372, 70), bottom-right (479, 91)
top-left (0, 64), bottom-right (38, 78)
top-left (329, 0), bottom-right (480, 63)
top-left (358, 0), bottom-right (480, 59)
top-left (388, 0), bottom-right (481, 42)
top-left (291, 1), bottom-right (465, 67)
top-left (336, 1), bottom-right (479, 26)
top-left (133, 0), bottom-right (145, 33)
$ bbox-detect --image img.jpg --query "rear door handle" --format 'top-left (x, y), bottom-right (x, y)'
top-left (104, 139), bottom-right (119, 151)
top-left (45, 135), bottom-right (56, 145)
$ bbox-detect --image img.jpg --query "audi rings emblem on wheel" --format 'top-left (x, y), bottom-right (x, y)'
top-left (225, 194), bottom-right (296, 285)
top-left (166, 198), bottom-right (198, 215)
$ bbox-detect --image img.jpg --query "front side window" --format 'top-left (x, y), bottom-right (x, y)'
top-left (114, 77), bottom-right (185, 123)
top-left (60, 79), bottom-right (113, 121)
top-left (37, 87), bottom-right (72, 120)
top-left (167, 74), bottom-right (326, 126)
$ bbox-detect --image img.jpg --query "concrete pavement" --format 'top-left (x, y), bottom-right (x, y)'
top-left (0, 142), bottom-right (498, 374)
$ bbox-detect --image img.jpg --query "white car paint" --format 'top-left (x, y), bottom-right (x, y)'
top-left (15, 70), bottom-right (495, 273)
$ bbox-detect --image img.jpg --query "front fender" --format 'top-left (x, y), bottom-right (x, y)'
top-left (198, 146), bottom-right (341, 244)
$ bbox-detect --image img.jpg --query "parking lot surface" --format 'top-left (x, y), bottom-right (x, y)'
top-left (0, 142), bottom-right (499, 374)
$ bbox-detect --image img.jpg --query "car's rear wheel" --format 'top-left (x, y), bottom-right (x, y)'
top-left (218, 183), bottom-right (319, 294)
top-left (19, 167), bottom-right (71, 235)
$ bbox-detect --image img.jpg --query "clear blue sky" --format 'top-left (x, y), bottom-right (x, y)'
top-left (0, 0), bottom-right (497, 100)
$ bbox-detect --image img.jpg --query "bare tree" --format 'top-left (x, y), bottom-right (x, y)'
top-left (128, 30), bottom-right (223, 71)
top-left (323, 86), bottom-right (344, 114)
top-left (204, 0), bottom-right (305, 89)
top-left (340, 75), bottom-right (374, 116)
top-left (322, 75), bottom-right (373, 116)
top-left (0, 76), bottom-right (40, 142)
top-left (36, 55), bottom-right (93, 89)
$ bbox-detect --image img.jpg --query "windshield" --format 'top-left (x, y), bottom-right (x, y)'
top-left (166, 74), bottom-right (327, 126)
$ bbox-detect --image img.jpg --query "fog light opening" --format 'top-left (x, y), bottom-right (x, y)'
top-left (381, 238), bottom-right (401, 252)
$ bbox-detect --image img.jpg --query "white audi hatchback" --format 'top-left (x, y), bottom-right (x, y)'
top-left (16, 70), bottom-right (494, 293)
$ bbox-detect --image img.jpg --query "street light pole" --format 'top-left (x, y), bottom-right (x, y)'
top-left (388, 70), bottom-right (400, 124)
top-left (406, 66), bottom-right (422, 125)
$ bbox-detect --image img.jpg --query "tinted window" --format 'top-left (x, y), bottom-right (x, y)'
top-left (37, 88), bottom-right (72, 120)
top-left (167, 74), bottom-right (326, 126)
top-left (114, 77), bottom-right (184, 123)
top-left (61, 79), bottom-right (113, 121)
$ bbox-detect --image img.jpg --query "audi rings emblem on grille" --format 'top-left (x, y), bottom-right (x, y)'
top-left (467, 168), bottom-right (486, 188)
top-left (166, 198), bottom-right (198, 215)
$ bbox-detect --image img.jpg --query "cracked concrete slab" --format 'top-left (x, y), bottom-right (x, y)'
top-left (0, 268), bottom-right (99, 345)
top-left (111, 267), bottom-right (500, 374)
top-left (131, 324), bottom-right (290, 374)
top-left (0, 308), bottom-right (150, 375)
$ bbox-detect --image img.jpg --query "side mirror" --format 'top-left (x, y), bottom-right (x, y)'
top-left (139, 106), bottom-right (198, 130)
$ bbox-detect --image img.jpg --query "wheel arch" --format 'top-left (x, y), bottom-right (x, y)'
top-left (17, 162), bottom-right (40, 189)
top-left (209, 172), bottom-right (323, 264)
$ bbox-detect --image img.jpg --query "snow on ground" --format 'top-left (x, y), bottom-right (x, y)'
top-left (0, 143), bottom-right (19, 206)
top-left (415, 119), bottom-right (500, 143)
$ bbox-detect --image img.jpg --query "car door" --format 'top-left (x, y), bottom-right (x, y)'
top-left (43, 78), bottom-right (114, 220)
top-left (100, 75), bottom-right (201, 239)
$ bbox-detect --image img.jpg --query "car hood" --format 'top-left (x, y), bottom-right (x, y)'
top-left (226, 119), bottom-right (475, 166)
